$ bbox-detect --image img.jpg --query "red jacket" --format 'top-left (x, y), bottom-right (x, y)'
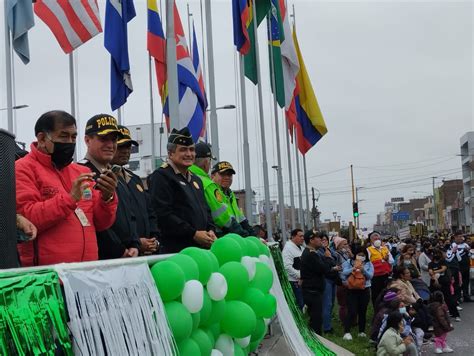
top-left (16, 143), bottom-right (118, 266)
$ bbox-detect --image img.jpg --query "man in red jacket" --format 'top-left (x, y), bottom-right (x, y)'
top-left (16, 110), bottom-right (118, 267)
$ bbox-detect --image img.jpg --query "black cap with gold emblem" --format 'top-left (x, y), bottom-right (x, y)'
top-left (85, 114), bottom-right (123, 137)
top-left (211, 161), bottom-right (236, 175)
top-left (117, 125), bottom-right (139, 146)
top-left (168, 127), bottom-right (194, 146)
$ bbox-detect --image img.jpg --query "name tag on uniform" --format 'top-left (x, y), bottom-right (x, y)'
top-left (75, 208), bottom-right (90, 227)
top-left (180, 181), bottom-right (186, 186)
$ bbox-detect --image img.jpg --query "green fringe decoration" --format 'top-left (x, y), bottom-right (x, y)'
top-left (270, 245), bottom-right (336, 356)
top-left (0, 270), bottom-right (73, 356)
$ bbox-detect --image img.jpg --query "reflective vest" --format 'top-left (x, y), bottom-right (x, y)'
top-left (223, 189), bottom-right (245, 224)
top-left (189, 165), bottom-right (233, 230)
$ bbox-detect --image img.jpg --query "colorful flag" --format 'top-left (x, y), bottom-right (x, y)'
top-left (279, 0), bottom-right (299, 109)
top-left (267, 0), bottom-right (285, 108)
top-left (104, 0), bottom-right (136, 111)
top-left (290, 27), bottom-right (328, 155)
top-left (147, 0), bottom-right (166, 100)
top-left (190, 21), bottom-right (208, 138)
top-left (232, 0), bottom-right (250, 55)
top-left (163, 3), bottom-right (207, 142)
top-left (34, 0), bottom-right (102, 54)
top-left (6, 0), bottom-right (34, 64)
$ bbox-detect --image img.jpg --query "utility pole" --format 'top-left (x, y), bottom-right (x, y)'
top-left (350, 165), bottom-right (356, 229)
top-left (311, 187), bottom-right (317, 230)
top-left (355, 186), bottom-right (360, 230)
top-left (432, 177), bottom-right (438, 232)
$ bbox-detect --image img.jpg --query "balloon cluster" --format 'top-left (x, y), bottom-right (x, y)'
top-left (150, 234), bottom-right (276, 355)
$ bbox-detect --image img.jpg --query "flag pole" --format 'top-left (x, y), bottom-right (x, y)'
top-left (148, 55), bottom-right (156, 170)
top-left (199, 0), bottom-right (210, 140)
top-left (204, 0), bottom-right (219, 156)
top-left (68, 52), bottom-right (78, 161)
top-left (267, 8), bottom-right (287, 243)
top-left (239, 55), bottom-right (254, 225)
top-left (186, 3), bottom-right (192, 45)
top-left (166, 0), bottom-right (179, 128)
top-left (294, 131), bottom-right (304, 228)
top-left (285, 117), bottom-right (296, 229)
top-left (303, 154), bottom-right (310, 229)
top-left (117, 107), bottom-right (123, 125)
top-left (4, 1), bottom-right (14, 133)
top-left (251, 0), bottom-right (273, 241)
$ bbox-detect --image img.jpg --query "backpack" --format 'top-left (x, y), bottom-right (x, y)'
top-left (347, 263), bottom-right (366, 290)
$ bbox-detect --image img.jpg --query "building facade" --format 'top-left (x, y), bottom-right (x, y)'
top-left (460, 132), bottom-right (474, 232)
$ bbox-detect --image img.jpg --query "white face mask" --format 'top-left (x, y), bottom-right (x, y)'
top-left (373, 240), bottom-right (382, 248)
top-left (356, 255), bottom-right (366, 262)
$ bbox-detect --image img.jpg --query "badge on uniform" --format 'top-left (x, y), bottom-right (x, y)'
top-left (215, 190), bottom-right (223, 202)
top-left (136, 184), bottom-right (144, 192)
top-left (75, 208), bottom-right (91, 227)
top-left (193, 181), bottom-right (200, 189)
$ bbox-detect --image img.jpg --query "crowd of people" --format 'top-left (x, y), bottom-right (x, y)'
top-left (283, 229), bottom-right (474, 355)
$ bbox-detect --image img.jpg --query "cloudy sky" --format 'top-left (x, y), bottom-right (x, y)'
top-left (1, 0), bottom-right (473, 228)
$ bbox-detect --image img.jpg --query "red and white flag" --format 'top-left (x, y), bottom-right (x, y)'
top-left (34, 0), bottom-right (102, 54)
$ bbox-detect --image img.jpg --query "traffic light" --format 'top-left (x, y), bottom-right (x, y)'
top-left (353, 202), bottom-right (359, 218)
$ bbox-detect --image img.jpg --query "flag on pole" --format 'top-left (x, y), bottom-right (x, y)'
top-left (268, 0), bottom-right (285, 108)
top-left (279, 0), bottom-right (299, 109)
top-left (6, 0), bottom-right (34, 64)
top-left (104, 0), bottom-right (136, 111)
top-left (191, 21), bottom-right (208, 138)
top-left (34, 0), bottom-right (102, 54)
top-left (147, 0), bottom-right (166, 100)
top-left (290, 27), bottom-right (327, 155)
top-left (162, 3), bottom-right (207, 142)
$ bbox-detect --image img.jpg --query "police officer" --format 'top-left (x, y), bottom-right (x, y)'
top-left (80, 114), bottom-right (141, 259)
top-left (149, 127), bottom-right (216, 253)
top-left (211, 161), bottom-right (254, 236)
top-left (189, 144), bottom-right (246, 237)
top-left (111, 125), bottom-right (159, 255)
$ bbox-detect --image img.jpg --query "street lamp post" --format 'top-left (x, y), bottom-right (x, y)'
top-left (206, 104), bottom-right (236, 112)
top-left (0, 105), bottom-right (29, 111)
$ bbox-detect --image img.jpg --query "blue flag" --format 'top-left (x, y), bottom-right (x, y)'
top-left (6, 0), bottom-right (34, 64)
top-left (104, 0), bottom-right (136, 111)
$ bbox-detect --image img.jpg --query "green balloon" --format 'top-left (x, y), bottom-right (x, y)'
top-left (261, 294), bottom-right (277, 318)
top-left (191, 312), bottom-right (201, 331)
top-left (234, 342), bottom-right (245, 356)
top-left (151, 261), bottom-right (185, 302)
top-left (241, 288), bottom-right (266, 318)
top-left (191, 329), bottom-right (213, 356)
top-left (178, 339), bottom-right (201, 356)
top-left (220, 300), bottom-right (257, 339)
top-left (224, 233), bottom-right (249, 256)
top-left (208, 323), bottom-right (221, 341)
top-left (199, 289), bottom-right (212, 326)
top-left (219, 262), bottom-right (249, 300)
top-left (249, 340), bottom-right (260, 353)
top-left (202, 298), bottom-right (226, 326)
top-left (249, 262), bottom-right (273, 293)
top-left (204, 328), bottom-right (215, 347)
top-left (168, 254), bottom-right (199, 281)
top-left (251, 318), bottom-right (266, 342)
top-left (181, 247), bottom-right (213, 284)
top-left (164, 301), bottom-right (193, 342)
top-left (244, 238), bottom-right (260, 257)
top-left (246, 236), bottom-right (269, 256)
top-left (211, 238), bottom-right (243, 266)
top-left (205, 250), bottom-right (220, 274)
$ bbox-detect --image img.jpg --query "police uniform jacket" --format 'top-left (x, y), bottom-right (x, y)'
top-left (80, 159), bottom-right (141, 259)
top-left (149, 162), bottom-right (215, 253)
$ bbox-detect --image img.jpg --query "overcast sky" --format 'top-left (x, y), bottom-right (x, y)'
top-left (1, 0), bottom-right (473, 228)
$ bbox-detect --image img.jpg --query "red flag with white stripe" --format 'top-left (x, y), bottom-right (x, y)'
top-left (34, 0), bottom-right (102, 54)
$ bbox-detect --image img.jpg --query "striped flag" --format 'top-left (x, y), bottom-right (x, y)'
top-left (147, 0), bottom-right (166, 100)
top-left (34, 0), bottom-right (102, 54)
top-left (104, 0), bottom-right (136, 111)
top-left (163, 3), bottom-right (207, 142)
top-left (190, 21), bottom-right (208, 138)
top-left (6, 0), bottom-right (35, 64)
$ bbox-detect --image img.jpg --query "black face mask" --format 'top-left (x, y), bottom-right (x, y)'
top-left (47, 139), bottom-right (76, 168)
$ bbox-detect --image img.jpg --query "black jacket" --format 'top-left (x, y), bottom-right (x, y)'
top-left (301, 247), bottom-right (330, 293)
top-left (79, 160), bottom-right (140, 259)
top-left (149, 163), bottom-right (215, 253)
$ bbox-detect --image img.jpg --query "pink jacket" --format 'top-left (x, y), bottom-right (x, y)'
top-left (16, 143), bottom-right (118, 266)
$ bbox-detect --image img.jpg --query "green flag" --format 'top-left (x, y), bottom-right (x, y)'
top-left (244, 0), bottom-right (271, 84)
top-left (267, 0), bottom-right (285, 108)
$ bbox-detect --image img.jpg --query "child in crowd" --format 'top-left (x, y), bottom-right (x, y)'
top-left (428, 291), bottom-right (454, 354)
top-left (377, 311), bottom-right (415, 356)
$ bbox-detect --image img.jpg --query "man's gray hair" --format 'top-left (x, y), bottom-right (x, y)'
top-left (167, 142), bottom-right (177, 153)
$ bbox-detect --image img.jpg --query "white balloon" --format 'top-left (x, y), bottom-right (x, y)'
top-left (264, 318), bottom-right (272, 326)
top-left (181, 280), bottom-right (203, 313)
top-left (210, 350), bottom-right (223, 356)
top-left (241, 256), bottom-right (256, 280)
top-left (215, 334), bottom-right (234, 356)
top-left (259, 254), bottom-right (271, 266)
top-left (235, 335), bottom-right (251, 348)
top-left (207, 272), bottom-right (228, 301)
